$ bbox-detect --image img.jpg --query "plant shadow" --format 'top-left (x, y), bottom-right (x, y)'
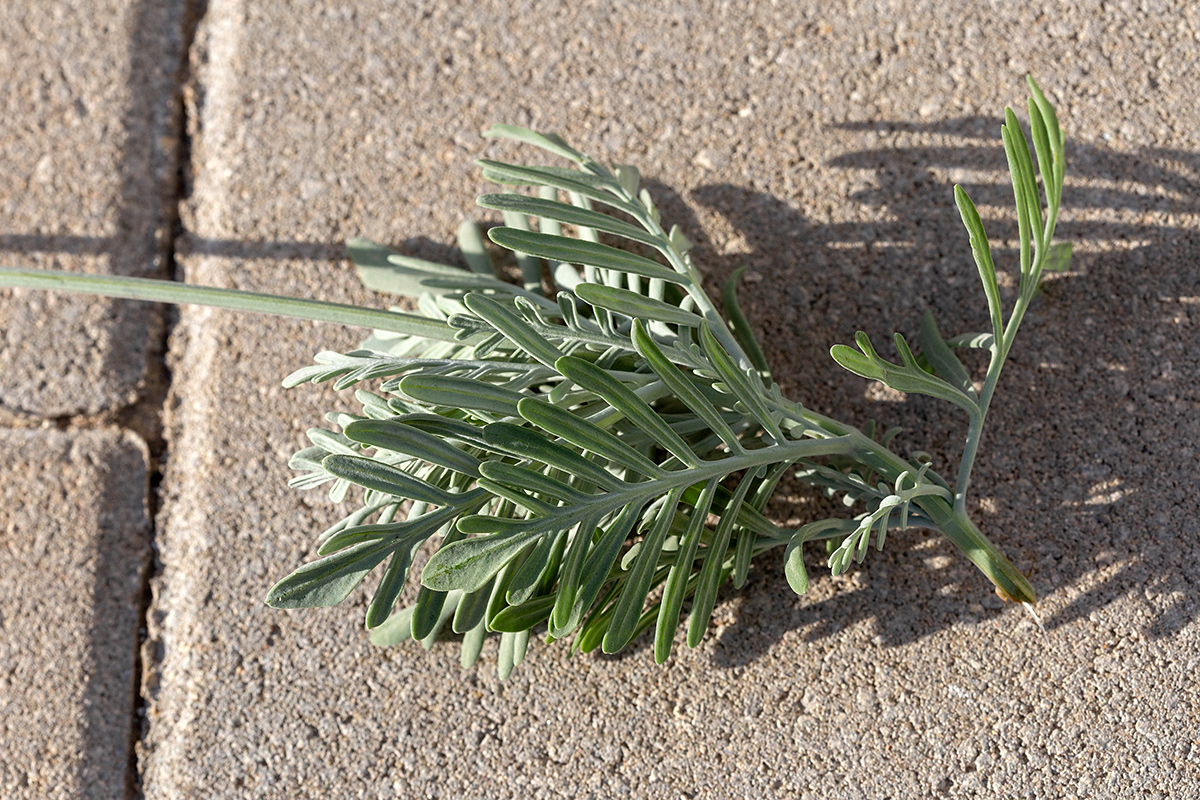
top-left (642, 118), bottom-right (1200, 666)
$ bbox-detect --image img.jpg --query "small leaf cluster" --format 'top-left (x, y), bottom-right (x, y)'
top-left (263, 79), bottom-right (1068, 676)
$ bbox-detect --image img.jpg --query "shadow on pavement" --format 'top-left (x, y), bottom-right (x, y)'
top-left (678, 119), bottom-right (1200, 666)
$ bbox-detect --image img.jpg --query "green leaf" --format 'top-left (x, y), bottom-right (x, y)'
top-left (477, 159), bottom-right (635, 213)
top-left (497, 631), bottom-right (524, 680)
top-left (488, 228), bottom-right (683, 284)
top-left (516, 397), bottom-right (663, 476)
top-left (384, 252), bottom-right (485, 276)
top-left (917, 312), bottom-right (977, 398)
top-left (350, 238), bottom-right (424, 296)
top-left (422, 527), bottom-right (544, 593)
top-left (631, 320), bottom-right (744, 454)
top-left (411, 584), bottom-right (452, 641)
top-left (783, 533), bottom-right (809, 595)
top-left (266, 539), bottom-right (396, 609)
top-left (477, 193), bottom-right (661, 247)
top-left (668, 224), bottom-right (692, 254)
top-left (318, 505), bottom-right (454, 555)
top-left (830, 332), bottom-right (980, 416)
top-left (654, 479), bottom-right (717, 663)
top-left (463, 292), bottom-right (565, 368)
top-left (698, 322), bottom-right (783, 441)
top-left (397, 413), bottom-right (494, 450)
top-left (506, 531), bottom-right (562, 605)
top-left (542, 514), bottom-right (595, 635)
top-left (556, 355), bottom-right (699, 467)
top-left (574, 283), bottom-right (701, 327)
top-left (485, 556), bottom-right (521, 629)
top-left (362, 554), bottom-right (410, 628)
top-left (731, 517), bottom-right (755, 590)
top-left (687, 472), bottom-right (756, 648)
top-left (460, 615), bottom-right (488, 668)
top-left (398, 374), bottom-right (523, 417)
top-left (1004, 107), bottom-right (1043, 242)
top-left (482, 421), bottom-right (624, 491)
top-left (1001, 124), bottom-right (1034, 280)
top-left (452, 578), bottom-right (494, 634)
top-left (409, 525), bottom-right (461, 638)
top-left (344, 419), bottom-right (483, 479)
top-left (368, 606), bottom-right (415, 647)
top-left (614, 164), bottom-right (640, 196)
top-left (351, 238), bottom-right (492, 299)
top-left (457, 512), bottom-right (576, 538)
top-left (681, 478), bottom-right (785, 538)
top-left (365, 533), bottom-right (430, 629)
top-left (1026, 76), bottom-right (1064, 200)
top-left (417, 591), bottom-right (460, 650)
top-left (954, 186), bottom-right (1004, 339)
top-left (721, 267), bottom-right (771, 377)
top-left (603, 486), bottom-right (684, 653)
top-left (321, 454), bottom-right (454, 506)
top-left (1026, 96), bottom-right (1055, 210)
top-left (478, 461), bottom-right (586, 504)
top-left (456, 220), bottom-right (496, 275)
top-left (498, 208), bottom-right (546, 293)
top-left (483, 124), bottom-right (584, 163)
top-left (306, 427), bottom-right (360, 456)
top-left (564, 503), bottom-right (643, 637)
top-left (575, 600), bottom-right (616, 654)
top-left (490, 594), bottom-right (556, 633)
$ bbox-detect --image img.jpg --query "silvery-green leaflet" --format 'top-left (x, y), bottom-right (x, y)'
top-left (0, 78), bottom-right (1067, 677)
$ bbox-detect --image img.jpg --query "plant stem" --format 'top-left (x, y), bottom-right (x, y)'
top-left (0, 267), bottom-right (459, 340)
top-left (777, 382), bottom-right (1036, 603)
top-left (916, 496), bottom-right (1035, 604)
top-left (953, 193), bottom-right (1060, 515)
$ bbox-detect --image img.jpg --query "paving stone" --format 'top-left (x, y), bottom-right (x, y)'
top-left (141, 1), bottom-right (1199, 797)
top-left (0, 428), bottom-right (149, 799)
top-left (0, 0), bottom-right (183, 417)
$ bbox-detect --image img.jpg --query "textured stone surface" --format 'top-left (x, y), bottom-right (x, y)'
top-left (138, 1), bottom-right (1200, 798)
top-left (0, 428), bottom-right (149, 799)
top-left (0, 0), bottom-right (183, 417)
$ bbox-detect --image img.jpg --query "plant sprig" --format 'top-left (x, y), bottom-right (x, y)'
top-left (0, 77), bottom-right (1068, 676)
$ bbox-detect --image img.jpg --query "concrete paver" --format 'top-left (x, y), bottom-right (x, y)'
top-left (0, 0), bottom-right (182, 417)
top-left (138, 1), bottom-right (1200, 798)
top-left (0, 428), bottom-right (149, 799)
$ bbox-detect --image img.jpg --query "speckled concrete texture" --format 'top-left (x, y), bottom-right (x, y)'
top-left (0, 428), bottom-right (149, 799)
top-left (135, 1), bottom-right (1200, 798)
top-left (0, 0), bottom-right (183, 417)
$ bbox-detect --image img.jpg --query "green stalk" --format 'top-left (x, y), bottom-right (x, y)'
top-left (0, 267), bottom-right (459, 341)
top-left (916, 495), bottom-right (1035, 604)
top-left (953, 170), bottom-right (1061, 515)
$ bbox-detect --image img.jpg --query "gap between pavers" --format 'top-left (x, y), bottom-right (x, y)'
top-left (0, 427), bottom-right (149, 799)
top-left (0, 0), bottom-right (185, 418)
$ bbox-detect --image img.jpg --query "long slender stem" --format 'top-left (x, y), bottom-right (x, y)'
top-left (953, 190), bottom-right (1061, 514)
top-left (0, 267), bottom-right (459, 340)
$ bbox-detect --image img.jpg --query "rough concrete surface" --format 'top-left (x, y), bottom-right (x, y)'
top-left (136, 1), bottom-right (1199, 798)
top-left (2, 0), bottom-right (1200, 798)
top-left (0, 428), bottom-right (149, 799)
top-left (0, 0), bottom-right (183, 417)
